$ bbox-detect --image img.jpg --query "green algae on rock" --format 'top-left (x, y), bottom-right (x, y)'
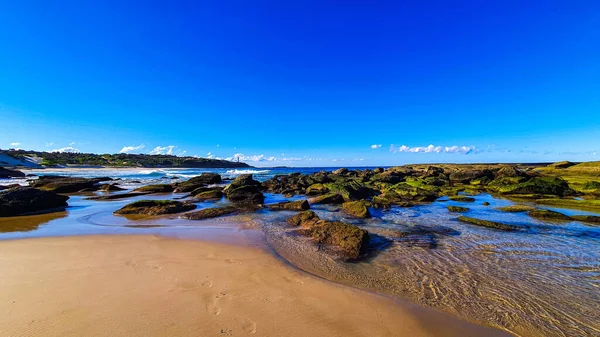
top-left (527, 209), bottom-right (572, 221)
top-left (447, 206), bottom-right (469, 213)
top-left (0, 187), bottom-right (69, 217)
top-left (341, 201), bottom-right (371, 218)
top-left (457, 216), bottom-right (519, 231)
top-left (179, 206), bottom-right (238, 220)
top-left (115, 200), bottom-right (196, 216)
top-left (267, 200), bottom-right (310, 211)
top-left (309, 193), bottom-right (344, 204)
top-left (133, 184), bottom-right (175, 193)
top-left (496, 205), bottom-right (536, 212)
top-left (449, 196), bottom-right (476, 202)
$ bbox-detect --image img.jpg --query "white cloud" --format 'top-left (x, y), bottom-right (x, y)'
top-left (10, 142), bottom-right (21, 146)
top-left (52, 146), bottom-right (79, 153)
top-left (45, 142), bottom-right (54, 147)
top-left (225, 153), bottom-right (277, 162)
top-left (118, 144), bottom-right (145, 154)
top-left (281, 157), bottom-right (302, 161)
top-left (370, 144), bottom-right (382, 149)
top-left (390, 144), bottom-right (477, 154)
top-left (69, 141), bottom-right (77, 146)
top-left (352, 158), bottom-right (365, 162)
top-left (149, 145), bottom-right (177, 155)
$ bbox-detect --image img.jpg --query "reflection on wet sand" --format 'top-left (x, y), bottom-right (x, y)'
top-left (0, 211), bottom-right (67, 233)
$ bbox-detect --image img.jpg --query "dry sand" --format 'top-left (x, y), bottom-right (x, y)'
top-left (0, 235), bottom-right (510, 337)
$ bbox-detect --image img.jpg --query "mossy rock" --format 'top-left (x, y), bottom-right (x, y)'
top-left (449, 196), bottom-right (475, 202)
top-left (341, 201), bottom-right (370, 218)
top-left (133, 184), bottom-right (175, 193)
top-left (225, 185), bottom-right (265, 205)
top-left (179, 206), bottom-right (237, 220)
top-left (535, 198), bottom-right (600, 211)
top-left (286, 210), bottom-right (319, 226)
top-left (570, 215), bottom-right (600, 224)
top-left (267, 200), bottom-right (310, 211)
top-left (286, 211), bottom-right (370, 260)
top-left (385, 183), bottom-right (439, 202)
top-left (192, 189), bottom-right (224, 201)
top-left (309, 193), bottom-right (344, 204)
top-left (115, 200), bottom-right (196, 215)
top-left (496, 205), bottom-right (536, 212)
top-left (499, 177), bottom-right (575, 197)
top-left (457, 216), bottom-right (519, 231)
top-left (324, 180), bottom-right (374, 201)
top-left (527, 209), bottom-right (572, 221)
top-left (583, 181), bottom-right (600, 190)
top-left (482, 202), bottom-right (490, 206)
top-left (99, 184), bottom-right (126, 192)
top-left (405, 177), bottom-right (442, 191)
top-left (0, 187), bottom-right (69, 217)
top-left (447, 206), bottom-right (469, 213)
top-left (305, 184), bottom-right (330, 196)
top-left (86, 192), bottom-right (150, 200)
top-left (486, 176), bottom-right (529, 192)
top-left (370, 196), bottom-right (392, 209)
top-left (369, 171), bottom-right (405, 184)
top-left (30, 176), bottom-right (111, 193)
top-left (449, 169), bottom-right (494, 184)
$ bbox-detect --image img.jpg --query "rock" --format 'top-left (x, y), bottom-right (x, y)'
top-left (133, 184), bottom-right (175, 193)
top-left (448, 196), bottom-right (475, 202)
top-left (370, 196), bottom-right (392, 209)
top-left (482, 202), bottom-right (490, 206)
top-left (457, 216), bottom-right (519, 231)
top-left (496, 205), bottom-right (536, 212)
top-left (0, 187), bottom-right (69, 216)
top-left (373, 167), bottom-right (384, 174)
top-left (86, 192), bottom-right (151, 200)
top-left (179, 206), bottom-right (237, 220)
top-left (332, 168), bottom-right (349, 175)
top-left (267, 200), bottom-right (310, 211)
top-left (286, 210), bottom-right (320, 226)
top-left (99, 184), bottom-right (126, 192)
top-left (527, 209), bottom-right (572, 221)
top-left (495, 166), bottom-right (526, 178)
top-left (173, 173), bottom-right (221, 193)
top-left (383, 183), bottom-right (439, 202)
top-left (500, 177), bottom-right (575, 197)
top-left (0, 184), bottom-right (21, 191)
top-left (0, 167), bottom-right (25, 178)
top-left (571, 215), bottom-right (600, 224)
top-left (224, 174), bottom-right (264, 205)
top-left (341, 201), bottom-right (370, 218)
top-left (30, 176), bottom-right (111, 193)
top-left (324, 180), bottom-right (374, 201)
top-left (370, 171), bottom-right (405, 184)
top-left (449, 169), bottom-right (494, 184)
top-left (115, 200), bottom-right (196, 215)
top-left (305, 184), bottom-right (330, 196)
top-left (287, 211), bottom-right (370, 260)
top-left (583, 181), bottom-right (600, 190)
top-left (447, 206), bottom-right (469, 212)
top-left (309, 193), bottom-right (344, 204)
top-left (189, 186), bottom-right (224, 196)
top-left (192, 189), bottom-right (224, 201)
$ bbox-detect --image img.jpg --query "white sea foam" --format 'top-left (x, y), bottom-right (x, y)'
top-left (225, 169), bottom-right (270, 175)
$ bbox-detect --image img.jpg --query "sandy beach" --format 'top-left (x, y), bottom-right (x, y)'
top-left (0, 235), bottom-right (509, 337)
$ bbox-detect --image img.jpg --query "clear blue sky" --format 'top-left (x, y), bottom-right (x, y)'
top-left (1, 1), bottom-right (599, 167)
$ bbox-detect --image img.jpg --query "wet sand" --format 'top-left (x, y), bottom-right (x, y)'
top-left (0, 235), bottom-right (510, 337)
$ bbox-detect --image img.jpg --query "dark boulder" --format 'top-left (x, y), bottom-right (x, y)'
top-left (267, 200), bottom-right (310, 211)
top-left (527, 209), bottom-right (572, 221)
top-left (449, 169), bottom-right (494, 184)
top-left (0, 167), bottom-right (25, 178)
top-left (286, 211), bottom-right (370, 260)
top-left (192, 189), bottom-right (224, 201)
top-left (309, 193), bottom-right (344, 204)
top-left (500, 177), bottom-right (575, 197)
top-left (341, 201), bottom-right (370, 218)
top-left (224, 174), bottom-right (264, 205)
top-left (133, 184), bottom-right (175, 193)
top-left (99, 184), bottom-right (126, 192)
top-left (115, 200), bottom-right (196, 215)
top-left (447, 206), bottom-right (469, 212)
top-left (0, 187), bottom-right (69, 216)
top-left (30, 176), bottom-right (111, 193)
top-left (180, 206), bottom-right (237, 220)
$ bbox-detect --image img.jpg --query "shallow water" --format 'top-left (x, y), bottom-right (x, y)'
top-left (1, 169), bottom-right (599, 337)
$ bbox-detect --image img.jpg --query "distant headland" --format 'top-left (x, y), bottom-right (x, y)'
top-left (0, 149), bottom-right (251, 168)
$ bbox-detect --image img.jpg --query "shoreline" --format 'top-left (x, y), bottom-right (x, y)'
top-left (0, 234), bottom-right (510, 337)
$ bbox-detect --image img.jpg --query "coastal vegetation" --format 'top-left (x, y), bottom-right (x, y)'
top-left (0, 149), bottom-right (250, 168)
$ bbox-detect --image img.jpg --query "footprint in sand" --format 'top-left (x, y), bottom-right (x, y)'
top-left (207, 292), bottom-right (226, 316)
top-left (201, 279), bottom-right (213, 288)
top-left (225, 258), bottom-right (242, 264)
top-left (238, 318), bottom-right (257, 334)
